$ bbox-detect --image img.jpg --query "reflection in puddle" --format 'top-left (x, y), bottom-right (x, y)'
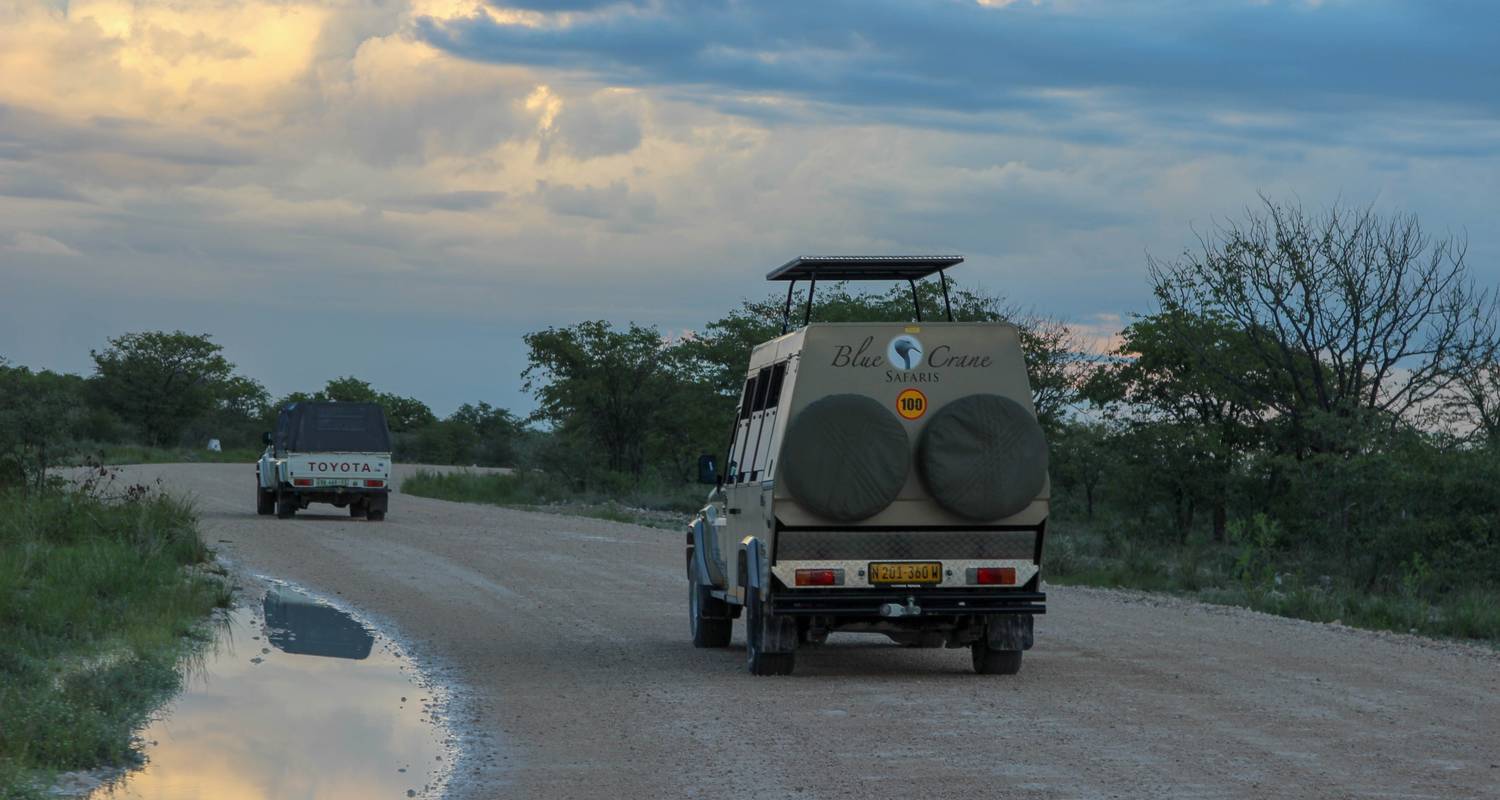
top-left (264, 587), bottom-right (375, 660)
top-left (96, 584), bottom-right (452, 800)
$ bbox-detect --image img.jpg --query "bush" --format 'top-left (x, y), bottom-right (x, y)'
top-left (0, 483), bottom-right (228, 796)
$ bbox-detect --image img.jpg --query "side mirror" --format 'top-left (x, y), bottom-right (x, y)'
top-left (262, 432), bottom-right (273, 446)
top-left (696, 454), bottom-right (718, 485)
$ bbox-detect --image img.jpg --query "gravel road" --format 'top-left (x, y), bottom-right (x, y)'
top-left (125, 463), bottom-right (1499, 800)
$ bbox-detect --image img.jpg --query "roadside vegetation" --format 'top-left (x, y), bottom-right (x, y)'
top-left (5, 194), bottom-right (1500, 645)
top-left (0, 472), bottom-right (231, 799)
top-left (402, 469), bottom-right (705, 530)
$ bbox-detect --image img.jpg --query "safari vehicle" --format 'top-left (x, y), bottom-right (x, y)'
top-left (256, 402), bottom-right (392, 521)
top-left (686, 256), bottom-right (1049, 676)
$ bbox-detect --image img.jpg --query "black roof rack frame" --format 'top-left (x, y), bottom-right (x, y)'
top-left (767, 255), bottom-right (964, 333)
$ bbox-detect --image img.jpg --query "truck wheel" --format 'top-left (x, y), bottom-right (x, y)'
top-left (745, 585), bottom-right (794, 676)
top-left (690, 581), bottom-right (732, 648)
top-left (349, 502), bottom-right (367, 518)
top-left (366, 509), bottom-right (386, 522)
top-left (971, 645), bottom-right (1023, 675)
top-left (275, 492), bottom-right (297, 519)
top-left (257, 487), bottom-right (275, 516)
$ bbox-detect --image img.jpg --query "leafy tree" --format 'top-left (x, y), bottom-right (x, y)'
top-left (89, 331), bottom-right (238, 446)
top-left (523, 321), bottom-right (675, 476)
top-left (1049, 420), bottom-right (1114, 520)
top-left (1149, 197), bottom-right (1498, 453)
top-left (0, 360), bottom-right (84, 490)
top-left (274, 377), bottom-right (436, 433)
top-left (1084, 311), bottom-right (1268, 540)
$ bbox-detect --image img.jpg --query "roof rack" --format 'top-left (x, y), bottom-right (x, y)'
top-left (767, 255), bottom-right (964, 333)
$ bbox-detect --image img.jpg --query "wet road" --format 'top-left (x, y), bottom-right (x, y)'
top-left (127, 464), bottom-right (1500, 800)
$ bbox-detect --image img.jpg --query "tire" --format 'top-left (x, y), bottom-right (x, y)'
top-left (745, 585), bottom-right (794, 676)
top-left (275, 492), bottom-right (297, 519)
top-left (349, 503), bottom-right (367, 518)
top-left (366, 509), bottom-right (386, 522)
top-left (256, 486), bottom-right (275, 516)
top-left (918, 393), bottom-right (1048, 521)
top-left (689, 580), bottom-right (733, 648)
top-left (971, 644), bottom-right (1023, 675)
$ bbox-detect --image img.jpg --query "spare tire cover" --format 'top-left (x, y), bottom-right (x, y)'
top-left (918, 393), bottom-right (1048, 521)
top-left (780, 394), bottom-right (911, 522)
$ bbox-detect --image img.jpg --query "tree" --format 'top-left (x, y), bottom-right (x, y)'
top-left (1150, 197), bottom-right (1498, 453)
top-left (523, 321), bottom-right (675, 476)
top-left (0, 360), bottom-right (83, 490)
top-left (1084, 311), bottom-right (1266, 541)
top-left (275, 377), bottom-right (436, 433)
top-left (90, 331), bottom-right (237, 446)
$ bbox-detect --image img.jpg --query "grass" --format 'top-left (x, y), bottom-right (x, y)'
top-left (0, 482), bottom-right (231, 799)
top-left (401, 469), bottom-right (706, 530)
top-left (78, 444), bottom-right (263, 466)
top-left (1044, 520), bottom-right (1500, 644)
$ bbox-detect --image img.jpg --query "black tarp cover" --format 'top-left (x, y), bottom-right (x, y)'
top-left (277, 402), bottom-right (391, 453)
top-left (779, 394), bottom-right (910, 522)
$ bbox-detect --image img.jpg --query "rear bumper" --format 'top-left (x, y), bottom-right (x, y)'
top-left (769, 588), bottom-right (1046, 617)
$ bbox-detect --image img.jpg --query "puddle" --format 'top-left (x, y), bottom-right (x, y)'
top-left (92, 584), bottom-right (453, 800)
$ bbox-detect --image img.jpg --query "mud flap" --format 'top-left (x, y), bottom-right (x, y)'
top-left (985, 614), bottom-right (1035, 651)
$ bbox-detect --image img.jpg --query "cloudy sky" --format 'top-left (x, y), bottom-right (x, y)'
top-left (2, 0), bottom-right (1497, 414)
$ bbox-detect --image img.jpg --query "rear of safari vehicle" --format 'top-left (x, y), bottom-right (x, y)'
top-left (765, 322), bottom-right (1049, 672)
top-left (270, 402), bottom-right (393, 520)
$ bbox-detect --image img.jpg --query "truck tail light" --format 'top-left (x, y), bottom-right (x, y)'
top-left (364, 479), bottom-right (385, 488)
top-left (974, 567), bottom-right (1017, 586)
top-left (795, 568), bottom-right (842, 586)
top-left (293, 478), bottom-right (313, 487)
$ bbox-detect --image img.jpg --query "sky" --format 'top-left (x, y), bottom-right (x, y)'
top-left (2, 0), bottom-right (1498, 415)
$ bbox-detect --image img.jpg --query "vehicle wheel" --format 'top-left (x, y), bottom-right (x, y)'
top-left (689, 580), bottom-right (732, 648)
top-left (971, 644), bottom-right (1023, 675)
top-left (257, 487), bottom-right (275, 516)
top-left (366, 509), bottom-right (386, 522)
top-left (745, 585), bottom-right (794, 676)
top-left (349, 502), bottom-right (367, 518)
top-left (275, 492), bottom-right (297, 519)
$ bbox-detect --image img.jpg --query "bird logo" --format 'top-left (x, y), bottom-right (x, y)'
top-left (888, 335), bottom-right (923, 370)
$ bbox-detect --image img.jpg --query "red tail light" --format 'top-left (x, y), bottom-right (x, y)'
top-left (795, 568), bottom-right (842, 586)
top-left (364, 479), bottom-right (385, 488)
top-left (975, 567), bottom-right (1017, 586)
top-left (293, 478), bottom-right (313, 487)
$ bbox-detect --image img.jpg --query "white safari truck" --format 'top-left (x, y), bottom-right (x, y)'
top-left (256, 402), bottom-right (393, 521)
top-left (686, 256), bottom-right (1049, 675)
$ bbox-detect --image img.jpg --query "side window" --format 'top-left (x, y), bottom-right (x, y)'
top-left (752, 367), bottom-right (773, 411)
top-left (727, 376), bottom-right (757, 484)
top-left (739, 376), bottom-right (758, 420)
top-left (765, 362), bottom-right (786, 410)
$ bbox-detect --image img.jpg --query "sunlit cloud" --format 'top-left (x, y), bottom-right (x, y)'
top-left (1, 0), bottom-right (1497, 412)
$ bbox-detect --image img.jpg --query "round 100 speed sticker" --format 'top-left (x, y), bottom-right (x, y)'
top-left (896, 388), bottom-right (927, 420)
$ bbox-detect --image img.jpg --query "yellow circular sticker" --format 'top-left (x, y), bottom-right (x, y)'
top-left (896, 388), bottom-right (928, 420)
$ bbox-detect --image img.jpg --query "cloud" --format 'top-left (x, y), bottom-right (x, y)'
top-left (416, 0), bottom-right (1500, 153)
top-left (0, 0), bottom-right (1497, 417)
top-left (7, 232), bottom-right (79, 257)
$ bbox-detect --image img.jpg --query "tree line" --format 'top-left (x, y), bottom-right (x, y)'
top-left (4, 195), bottom-right (1498, 606)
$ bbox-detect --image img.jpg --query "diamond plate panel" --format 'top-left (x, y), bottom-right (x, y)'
top-left (775, 529), bottom-right (1037, 561)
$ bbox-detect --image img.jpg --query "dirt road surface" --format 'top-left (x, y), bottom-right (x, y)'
top-left (125, 463), bottom-right (1499, 800)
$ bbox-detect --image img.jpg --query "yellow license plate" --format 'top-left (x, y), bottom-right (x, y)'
top-left (868, 562), bottom-right (943, 584)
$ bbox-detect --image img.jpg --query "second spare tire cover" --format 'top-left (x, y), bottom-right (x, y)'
top-left (918, 393), bottom-right (1048, 521)
top-left (780, 393), bottom-right (910, 522)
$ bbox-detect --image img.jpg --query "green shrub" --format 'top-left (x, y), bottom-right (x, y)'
top-left (0, 485), bottom-right (227, 796)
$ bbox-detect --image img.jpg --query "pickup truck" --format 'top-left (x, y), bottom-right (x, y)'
top-left (256, 402), bottom-right (392, 521)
